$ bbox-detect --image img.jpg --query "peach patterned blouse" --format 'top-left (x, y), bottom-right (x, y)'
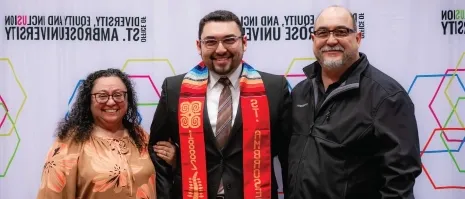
top-left (36, 130), bottom-right (156, 199)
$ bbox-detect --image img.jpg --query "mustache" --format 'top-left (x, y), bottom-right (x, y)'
top-left (210, 53), bottom-right (233, 60)
top-left (321, 45), bottom-right (345, 52)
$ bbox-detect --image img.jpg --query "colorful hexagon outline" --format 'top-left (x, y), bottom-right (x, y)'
top-left (128, 75), bottom-right (160, 124)
top-left (284, 57), bottom-right (316, 90)
top-left (0, 58), bottom-right (27, 136)
top-left (0, 58), bottom-right (25, 178)
top-left (0, 98), bottom-right (20, 178)
top-left (0, 95), bottom-right (8, 130)
top-left (421, 96), bottom-right (465, 155)
top-left (406, 57), bottom-right (465, 189)
top-left (407, 71), bottom-right (465, 145)
top-left (65, 79), bottom-right (84, 120)
top-left (128, 75), bottom-right (161, 102)
top-left (436, 97), bottom-right (465, 174)
top-left (427, 69), bottom-right (465, 141)
top-left (120, 58), bottom-right (176, 124)
top-left (121, 58), bottom-right (176, 75)
top-left (444, 52), bottom-right (465, 112)
top-left (420, 127), bottom-right (465, 189)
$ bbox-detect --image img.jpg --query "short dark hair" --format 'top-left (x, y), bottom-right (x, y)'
top-left (198, 10), bottom-right (244, 39)
top-left (316, 5), bottom-right (357, 31)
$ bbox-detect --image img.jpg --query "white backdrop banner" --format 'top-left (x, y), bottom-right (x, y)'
top-left (0, 0), bottom-right (464, 198)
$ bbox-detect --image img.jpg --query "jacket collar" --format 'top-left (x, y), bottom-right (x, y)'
top-left (303, 52), bottom-right (369, 86)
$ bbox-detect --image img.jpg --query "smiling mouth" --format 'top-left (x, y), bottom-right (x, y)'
top-left (103, 109), bottom-right (118, 113)
top-left (213, 55), bottom-right (231, 59)
top-left (323, 51), bottom-right (343, 55)
top-left (215, 57), bottom-right (230, 61)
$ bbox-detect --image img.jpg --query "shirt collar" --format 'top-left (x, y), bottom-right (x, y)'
top-left (208, 63), bottom-right (242, 89)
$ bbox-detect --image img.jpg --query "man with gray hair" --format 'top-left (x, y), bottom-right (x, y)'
top-left (287, 5), bottom-right (422, 199)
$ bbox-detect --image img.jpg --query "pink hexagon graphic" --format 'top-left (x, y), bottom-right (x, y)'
top-left (0, 95), bottom-right (8, 130)
top-left (420, 127), bottom-right (465, 189)
top-left (128, 75), bottom-right (161, 105)
top-left (120, 58), bottom-right (176, 130)
top-left (428, 69), bottom-right (465, 142)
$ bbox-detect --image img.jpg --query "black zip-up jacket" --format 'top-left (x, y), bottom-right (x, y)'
top-left (287, 53), bottom-right (422, 199)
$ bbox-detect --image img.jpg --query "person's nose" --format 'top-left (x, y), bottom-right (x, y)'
top-left (326, 33), bottom-right (339, 45)
top-left (106, 97), bottom-right (116, 106)
top-left (215, 42), bottom-right (227, 54)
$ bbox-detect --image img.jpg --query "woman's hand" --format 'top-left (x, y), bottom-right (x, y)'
top-left (153, 139), bottom-right (176, 166)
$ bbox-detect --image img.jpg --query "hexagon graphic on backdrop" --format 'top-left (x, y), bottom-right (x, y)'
top-left (65, 79), bottom-right (84, 120)
top-left (407, 71), bottom-right (465, 153)
top-left (121, 58), bottom-right (176, 131)
top-left (283, 57), bottom-right (316, 90)
top-left (0, 58), bottom-right (27, 178)
top-left (420, 127), bottom-right (465, 189)
top-left (427, 68), bottom-right (465, 130)
top-left (0, 96), bottom-right (8, 130)
top-left (406, 52), bottom-right (465, 189)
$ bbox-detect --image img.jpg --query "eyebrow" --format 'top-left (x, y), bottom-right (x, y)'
top-left (202, 34), bottom-right (237, 40)
top-left (94, 89), bottom-right (125, 93)
top-left (316, 25), bottom-right (351, 30)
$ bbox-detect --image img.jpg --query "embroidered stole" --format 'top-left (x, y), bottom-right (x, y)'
top-left (177, 61), bottom-right (271, 199)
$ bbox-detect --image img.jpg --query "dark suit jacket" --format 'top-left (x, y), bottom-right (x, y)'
top-left (148, 68), bottom-right (292, 199)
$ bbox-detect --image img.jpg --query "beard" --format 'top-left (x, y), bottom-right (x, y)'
top-left (207, 52), bottom-right (240, 75)
top-left (323, 59), bottom-right (344, 69)
top-left (317, 45), bottom-right (351, 70)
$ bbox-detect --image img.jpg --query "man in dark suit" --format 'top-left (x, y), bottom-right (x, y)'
top-left (148, 10), bottom-right (291, 199)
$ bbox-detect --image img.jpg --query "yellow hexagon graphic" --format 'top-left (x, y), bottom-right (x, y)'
top-left (444, 52), bottom-right (465, 102)
top-left (442, 52), bottom-right (465, 128)
top-left (437, 52), bottom-right (465, 176)
top-left (0, 58), bottom-right (27, 178)
top-left (284, 57), bottom-right (316, 90)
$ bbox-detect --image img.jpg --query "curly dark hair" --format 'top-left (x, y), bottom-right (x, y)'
top-left (56, 68), bottom-right (144, 150)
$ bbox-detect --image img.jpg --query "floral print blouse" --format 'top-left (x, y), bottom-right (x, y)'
top-left (36, 130), bottom-right (156, 199)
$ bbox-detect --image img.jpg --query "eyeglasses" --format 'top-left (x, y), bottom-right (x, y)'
top-left (200, 36), bottom-right (242, 49)
top-left (314, 27), bottom-right (356, 39)
top-left (91, 91), bottom-right (127, 103)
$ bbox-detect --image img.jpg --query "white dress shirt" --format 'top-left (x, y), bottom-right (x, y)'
top-left (206, 64), bottom-right (242, 194)
top-left (207, 65), bottom-right (241, 135)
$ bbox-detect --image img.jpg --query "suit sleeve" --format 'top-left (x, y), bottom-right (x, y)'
top-left (374, 91), bottom-right (422, 199)
top-left (277, 76), bottom-right (292, 199)
top-left (149, 78), bottom-right (174, 199)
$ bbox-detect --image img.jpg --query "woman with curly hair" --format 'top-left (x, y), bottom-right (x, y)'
top-left (36, 68), bottom-right (175, 199)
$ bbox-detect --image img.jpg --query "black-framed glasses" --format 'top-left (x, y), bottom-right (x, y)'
top-left (314, 27), bottom-right (356, 39)
top-left (91, 91), bottom-right (127, 103)
top-left (200, 36), bottom-right (242, 49)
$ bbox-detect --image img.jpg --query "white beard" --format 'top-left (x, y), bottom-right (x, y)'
top-left (322, 59), bottom-right (344, 69)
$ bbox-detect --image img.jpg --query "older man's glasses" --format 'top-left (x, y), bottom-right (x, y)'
top-left (92, 92), bottom-right (127, 103)
top-left (200, 36), bottom-right (242, 49)
top-left (314, 27), bottom-right (356, 39)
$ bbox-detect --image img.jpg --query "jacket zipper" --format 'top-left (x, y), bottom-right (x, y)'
top-left (293, 78), bottom-right (359, 197)
top-left (312, 80), bottom-right (360, 118)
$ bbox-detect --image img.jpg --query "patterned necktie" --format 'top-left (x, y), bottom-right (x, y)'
top-left (215, 77), bottom-right (232, 149)
top-left (215, 77), bottom-right (232, 194)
